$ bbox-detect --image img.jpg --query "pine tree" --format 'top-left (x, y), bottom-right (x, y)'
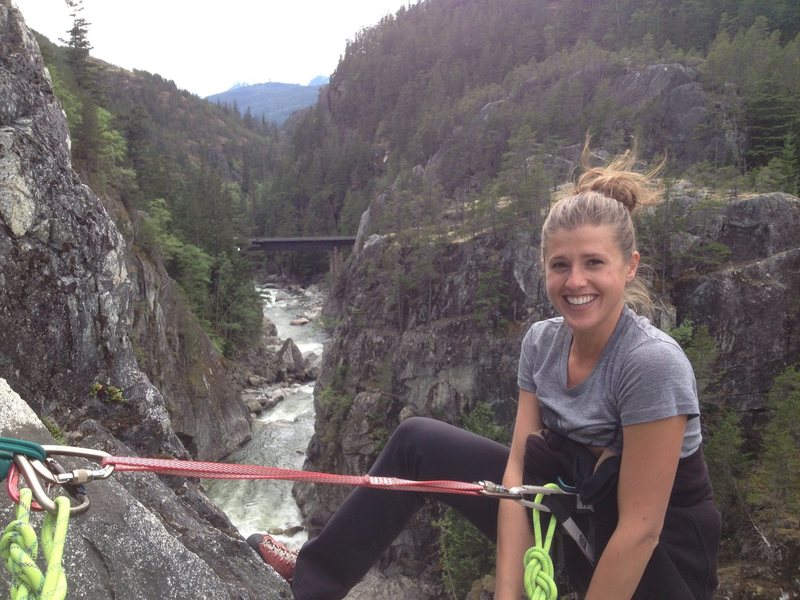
top-left (61, 0), bottom-right (94, 92)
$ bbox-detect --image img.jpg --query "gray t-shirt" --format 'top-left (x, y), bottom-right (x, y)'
top-left (517, 306), bottom-right (701, 457)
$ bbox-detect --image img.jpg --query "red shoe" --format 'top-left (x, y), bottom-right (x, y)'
top-left (247, 533), bottom-right (298, 581)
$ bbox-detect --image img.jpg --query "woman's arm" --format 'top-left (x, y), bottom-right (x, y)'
top-left (585, 415), bottom-right (687, 599)
top-left (494, 389), bottom-right (543, 599)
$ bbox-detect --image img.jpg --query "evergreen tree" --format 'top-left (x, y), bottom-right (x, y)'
top-left (61, 0), bottom-right (94, 92)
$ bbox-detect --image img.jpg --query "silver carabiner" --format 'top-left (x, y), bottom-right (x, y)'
top-left (476, 481), bottom-right (554, 512)
top-left (12, 454), bottom-right (91, 515)
top-left (9, 445), bottom-right (114, 515)
top-left (41, 445), bottom-right (115, 484)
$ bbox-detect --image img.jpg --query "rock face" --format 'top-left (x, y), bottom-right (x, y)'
top-left (0, 379), bottom-right (288, 600)
top-left (0, 0), bottom-right (251, 462)
top-left (128, 249), bottom-right (252, 459)
top-left (672, 192), bottom-right (800, 410)
top-left (298, 184), bottom-right (800, 595)
top-left (0, 4), bottom-right (288, 597)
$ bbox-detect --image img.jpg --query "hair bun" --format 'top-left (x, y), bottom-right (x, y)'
top-left (576, 144), bottom-right (662, 213)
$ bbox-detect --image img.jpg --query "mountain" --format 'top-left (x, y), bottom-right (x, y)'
top-left (206, 79), bottom-right (327, 124)
top-left (256, 0), bottom-right (799, 244)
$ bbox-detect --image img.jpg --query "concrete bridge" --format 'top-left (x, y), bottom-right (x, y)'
top-left (247, 236), bottom-right (357, 272)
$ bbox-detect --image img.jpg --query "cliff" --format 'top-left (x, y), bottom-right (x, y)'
top-left (0, 3), bottom-right (289, 597)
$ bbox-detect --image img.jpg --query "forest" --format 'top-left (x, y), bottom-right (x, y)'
top-left (262, 0), bottom-right (798, 241)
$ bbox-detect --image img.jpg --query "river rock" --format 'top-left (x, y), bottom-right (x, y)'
top-left (275, 338), bottom-right (306, 380)
top-left (264, 317), bottom-right (279, 337)
top-left (244, 396), bottom-right (265, 413)
top-left (303, 351), bottom-right (323, 380)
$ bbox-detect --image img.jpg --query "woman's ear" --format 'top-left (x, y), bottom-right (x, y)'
top-left (626, 251), bottom-right (640, 281)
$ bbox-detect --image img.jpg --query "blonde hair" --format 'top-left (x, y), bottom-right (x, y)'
top-left (541, 140), bottom-right (663, 315)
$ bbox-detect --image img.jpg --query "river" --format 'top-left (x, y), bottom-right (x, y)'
top-left (204, 284), bottom-right (326, 551)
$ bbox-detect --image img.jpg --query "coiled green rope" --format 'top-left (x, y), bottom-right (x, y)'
top-left (523, 483), bottom-right (559, 600)
top-left (0, 488), bottom-right (70, 600)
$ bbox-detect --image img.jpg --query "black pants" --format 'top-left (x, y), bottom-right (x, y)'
top-left (292, 417), bottom-right (507, 599)
top-left (291, 417), bottom-right (720, 600)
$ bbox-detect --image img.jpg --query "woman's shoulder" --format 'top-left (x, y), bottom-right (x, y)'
top-left (524, 315), bottom-right (564, 342)
top-left (618, 309), bottom-right (691, 367)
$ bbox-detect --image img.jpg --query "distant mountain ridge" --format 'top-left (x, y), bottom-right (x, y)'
top-left (206, 79), bottom-right (327, 124)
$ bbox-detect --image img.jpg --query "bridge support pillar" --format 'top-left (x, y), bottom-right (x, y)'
top-left (329, 246), bottom-right (344, 274)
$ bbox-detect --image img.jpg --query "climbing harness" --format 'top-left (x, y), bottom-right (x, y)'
top-left (1, 437), bottom-right (596, 599)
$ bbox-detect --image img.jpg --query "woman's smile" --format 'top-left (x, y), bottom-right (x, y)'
top-left (565, 294), bottom-right (598, 306)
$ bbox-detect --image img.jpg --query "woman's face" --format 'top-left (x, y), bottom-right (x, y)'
top-left (544, 224), bottom-right (639, 341)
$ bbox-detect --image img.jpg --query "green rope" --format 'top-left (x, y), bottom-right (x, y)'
top-left (523, 483), bottom-right (560, 600)
top-left (0, 439), bottom-right (46, 481)
top-left (1, 489), bottom-right (70, 600)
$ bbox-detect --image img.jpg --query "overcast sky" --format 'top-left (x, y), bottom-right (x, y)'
top-left (12, 0), bottom-right (415, 97)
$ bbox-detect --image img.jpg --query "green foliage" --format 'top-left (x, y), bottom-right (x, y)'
top-left (749, 366), bottom-right (800, 514)
top-left (669, 319), bottom-right (720, 403)
top-left (668, 319), bottom-right (694, 349)
top-left (676, 239), bottom-right (732, 276)
top-left (703, 408), bottom-right (750, 535)
top-left (475, 260), bottom-right (510, 332)
top-left (40, 416), bottom-right (66, 444)
top-left (703, 366), bottom-right (800, 557)
top-left (463, 402), bottom-right (509, 445)
top-left (90, 382), bottom-right (125, 403)
top-left (140, 199), bottom-right (213, 314)
top-left (436, 402), bottom-right (506, 596)
top-left (317, 385), bottom-right (355, 448)
top-left (704, 18), bottom-right (800, 175)
top-left (683, 324), bottom-right (719, 400)
top-left (752, 133), bottom-right (800, 195)
top-left (139, 199), bottom-right (262, 354)
top-left (437, 507), bottom-right (497, 599)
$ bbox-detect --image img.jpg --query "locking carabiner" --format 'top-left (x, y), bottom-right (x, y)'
top-left (41, 445), bottom-right (115, 484)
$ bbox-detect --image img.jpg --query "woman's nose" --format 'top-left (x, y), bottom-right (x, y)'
top-left (566, 267), bottom-right (587, 289)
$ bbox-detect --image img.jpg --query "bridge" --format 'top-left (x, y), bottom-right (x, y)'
top-left (246, 236), bottom-right (357, 272)
top-left (247, 236), bottom-right (357, 252)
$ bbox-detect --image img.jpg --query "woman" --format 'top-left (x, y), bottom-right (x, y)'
top-left (249, 144), bottom-right (721, 599)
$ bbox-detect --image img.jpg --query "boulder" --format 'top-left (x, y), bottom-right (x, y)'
top-left (275, 339), bottom-right (306, 380)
